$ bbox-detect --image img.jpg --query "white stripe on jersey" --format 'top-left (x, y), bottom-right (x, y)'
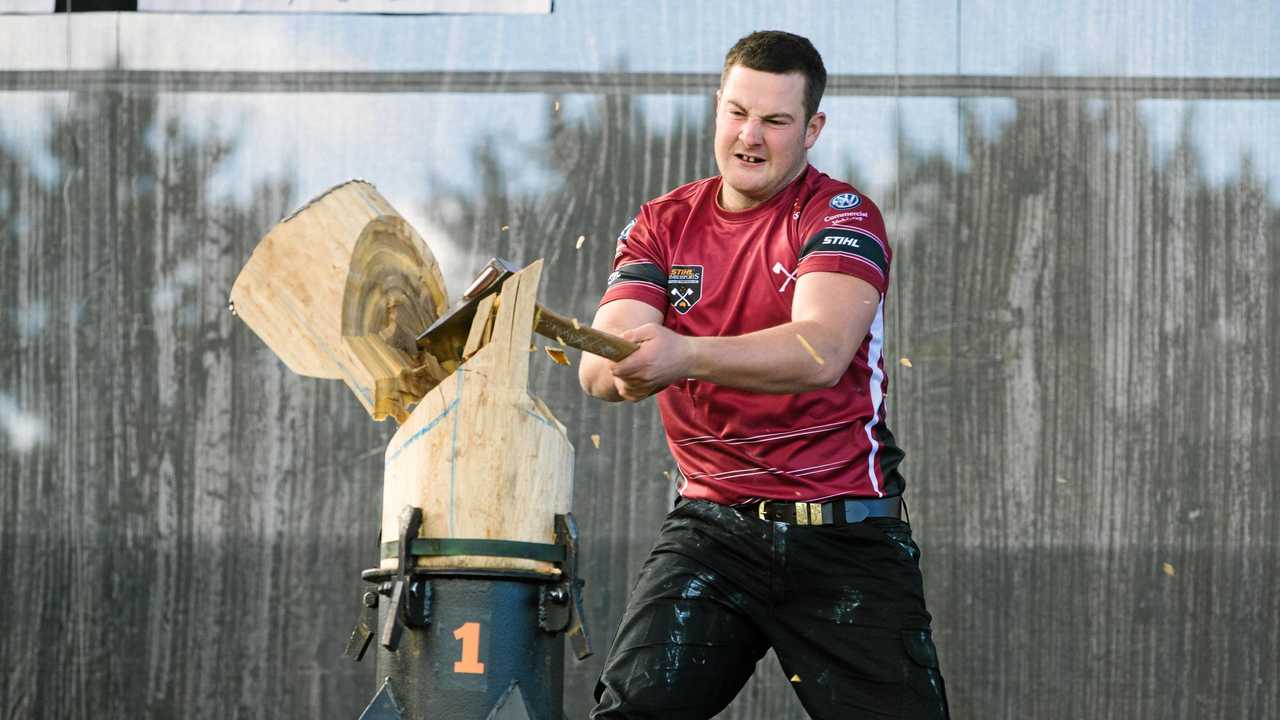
top-left (684, 456), bottom-right (855, 482)
top-left (607, 279), bottom-right (665, 292)
top-left (803, 251), bottom-right (886, 279)
top-left (862, 300), bottom-right (886, 497)
top-left (673, 420), bottom-right (852, 447)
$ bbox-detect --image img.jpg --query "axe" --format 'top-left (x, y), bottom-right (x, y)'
top-left (417, 257), bottom-right (639, 369)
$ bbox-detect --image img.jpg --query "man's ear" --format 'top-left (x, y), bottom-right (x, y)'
top-left (804, 111), bottom-right (827, 149)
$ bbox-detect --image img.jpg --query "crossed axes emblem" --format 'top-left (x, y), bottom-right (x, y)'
top-left (772, 262), bottom-right (799, 292)
top-left (671, 287), bottom-right (696, 308)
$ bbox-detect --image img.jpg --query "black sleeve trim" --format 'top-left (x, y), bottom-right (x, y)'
top-left (799, 228), bottom-right (888, 277)
top-left (607, 261), bottom-right (667, 291)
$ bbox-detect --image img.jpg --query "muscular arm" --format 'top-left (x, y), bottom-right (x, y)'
top-left (578, 299), bottom-right (665, 401)
top-left (608, 272), bottom-right (880, 401)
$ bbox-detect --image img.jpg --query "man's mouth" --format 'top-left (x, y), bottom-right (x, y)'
top-left (734, 153), bottom-right (766, 165)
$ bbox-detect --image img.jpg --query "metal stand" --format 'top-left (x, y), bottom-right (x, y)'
top-left (347, 508), bottom-right (590, 720)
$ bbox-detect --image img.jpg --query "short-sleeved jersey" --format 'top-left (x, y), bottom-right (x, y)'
top-left (600, 165), bottom-right (906, 504)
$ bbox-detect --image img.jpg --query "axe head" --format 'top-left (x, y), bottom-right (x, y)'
top-left (415, 257), bottom-right (522, 366)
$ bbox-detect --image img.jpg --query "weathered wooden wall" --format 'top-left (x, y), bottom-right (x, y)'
top-left (3, 55), bottom-right (1278, 720)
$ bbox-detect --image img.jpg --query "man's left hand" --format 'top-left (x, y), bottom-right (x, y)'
top-left (610, 323), bottom-right (693, 401)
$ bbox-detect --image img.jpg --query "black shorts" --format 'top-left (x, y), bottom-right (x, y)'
top-left (590, 498), bottom-right (949, 720)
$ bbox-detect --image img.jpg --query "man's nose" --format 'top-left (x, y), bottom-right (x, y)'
top-left (738, 118), bottom-right (763, 146)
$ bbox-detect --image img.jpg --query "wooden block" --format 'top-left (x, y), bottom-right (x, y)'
top-left (381, 260), bottom-right (574, 574)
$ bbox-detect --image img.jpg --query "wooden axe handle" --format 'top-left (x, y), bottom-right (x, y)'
top-left (535, 306), bottom-right (639, 361)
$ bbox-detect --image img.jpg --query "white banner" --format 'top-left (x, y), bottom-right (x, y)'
top-left (0, 1), bottom-right (551, 13)
top-left (1, 1), bottom-right (57, 12)
top-left (138, 0), bottom-right (551, 12)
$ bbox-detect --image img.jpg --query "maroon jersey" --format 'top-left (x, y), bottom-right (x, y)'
top-left (600, 165), bottom-right (906, 504)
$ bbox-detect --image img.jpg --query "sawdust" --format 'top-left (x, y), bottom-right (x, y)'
top-left (795, 333), bottom-right (825, 365)
top-left (899, 357), bottom-right (913, 368)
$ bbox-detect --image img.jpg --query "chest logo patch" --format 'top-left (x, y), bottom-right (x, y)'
top-left (668, 265), bottom-right (703, 314)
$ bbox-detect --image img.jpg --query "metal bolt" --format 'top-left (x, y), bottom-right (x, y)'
top-left (363, 591), bottom-right (379, 608)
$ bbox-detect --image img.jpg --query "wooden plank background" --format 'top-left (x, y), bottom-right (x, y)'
top-left (2, 84), bottom-right (1277, 719)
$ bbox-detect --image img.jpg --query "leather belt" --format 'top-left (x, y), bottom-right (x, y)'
top-left (736, 496), bottom-right (901, 526)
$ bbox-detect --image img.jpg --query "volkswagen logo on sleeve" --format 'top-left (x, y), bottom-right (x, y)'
top-left (829, 193), bottom-right (861, 210)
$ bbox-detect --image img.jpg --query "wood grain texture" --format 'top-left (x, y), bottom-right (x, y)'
top-left (2, 81), bottom-right (1277, 720)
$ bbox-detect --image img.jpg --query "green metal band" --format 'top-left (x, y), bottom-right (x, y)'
top-left (381, 538), bottom-right (565, 564)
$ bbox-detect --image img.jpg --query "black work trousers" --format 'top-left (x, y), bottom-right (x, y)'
top-left (590, 498), bottom-right (949, 719)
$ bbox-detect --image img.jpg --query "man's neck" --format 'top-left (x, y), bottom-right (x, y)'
top-left (717, 163), bottom-right (808, 212)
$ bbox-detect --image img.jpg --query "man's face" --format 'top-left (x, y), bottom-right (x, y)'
top-left (714, 64), bottom-right (825, 212)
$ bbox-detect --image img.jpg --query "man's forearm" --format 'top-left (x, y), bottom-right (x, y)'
top-left (579, 354), bottom-right (625, 402)
top-left (686, 319), bottom-right (848, 394)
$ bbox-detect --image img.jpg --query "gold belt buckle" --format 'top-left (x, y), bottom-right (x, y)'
top-left (795, 502), bottom-right (823, 525)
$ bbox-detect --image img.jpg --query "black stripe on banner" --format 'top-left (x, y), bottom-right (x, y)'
top-left (608, 262), bottom-right (667, 291)
top-left (800, 228), bottom-right (887, 276)
top-left (55, 1), bottom-right (136, 11)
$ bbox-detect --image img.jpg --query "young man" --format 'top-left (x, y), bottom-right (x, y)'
top-left (579, 31), bottom-right (950, 719)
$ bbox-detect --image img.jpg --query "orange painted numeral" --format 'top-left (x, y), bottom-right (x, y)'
top-left (452, 622), bottom-right (485, 674)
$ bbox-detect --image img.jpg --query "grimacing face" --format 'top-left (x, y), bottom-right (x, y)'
top-left (714, 64), bottom-right (826, 212)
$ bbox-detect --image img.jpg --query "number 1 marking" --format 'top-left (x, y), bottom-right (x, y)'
top-left (452, 622), bottom-right (485, 674)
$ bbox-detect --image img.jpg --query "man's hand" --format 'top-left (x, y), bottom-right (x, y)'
top-left (610, 323), bottom-right (694, 401)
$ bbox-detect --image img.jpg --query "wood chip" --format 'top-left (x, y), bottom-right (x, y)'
top-left (544, 347), bottom-right (570, 366)
top-left (1055, 476), bottom-right (1068, 484)
top-left (795, 333), bottom-right (825, 365)
top-left (899, 357), bottom-right (913, 368)
top-left (590, 434), bottom-right (601, 449)
top-left (1161, 562), bottom-right (1175, 577)
top-left (529, 344), bottom-right (537, 352)
top-left (575, 234), bottom-right (585, 249)
top-left (662, 470), bottom-right (671, 480)
top-left (553, 100), bottom-right (560, 112)
top-left (500, 224), bottom-right (509, 231)
top-left (790, 674), bottom-right (801, 683)
top-left (555, 335), bottom-right (566, 346)
top-left (571, 317), bottom-right (580, 330)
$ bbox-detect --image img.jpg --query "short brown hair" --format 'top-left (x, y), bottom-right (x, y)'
top-left (722, 31), bottom-right (827, 120)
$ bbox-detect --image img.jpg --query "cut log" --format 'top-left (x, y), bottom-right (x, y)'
top-left (229, 180), bottom-right (449, 420)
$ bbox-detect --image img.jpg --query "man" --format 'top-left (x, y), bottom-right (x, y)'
top-left (579, 30), bottom-right (950, 719)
